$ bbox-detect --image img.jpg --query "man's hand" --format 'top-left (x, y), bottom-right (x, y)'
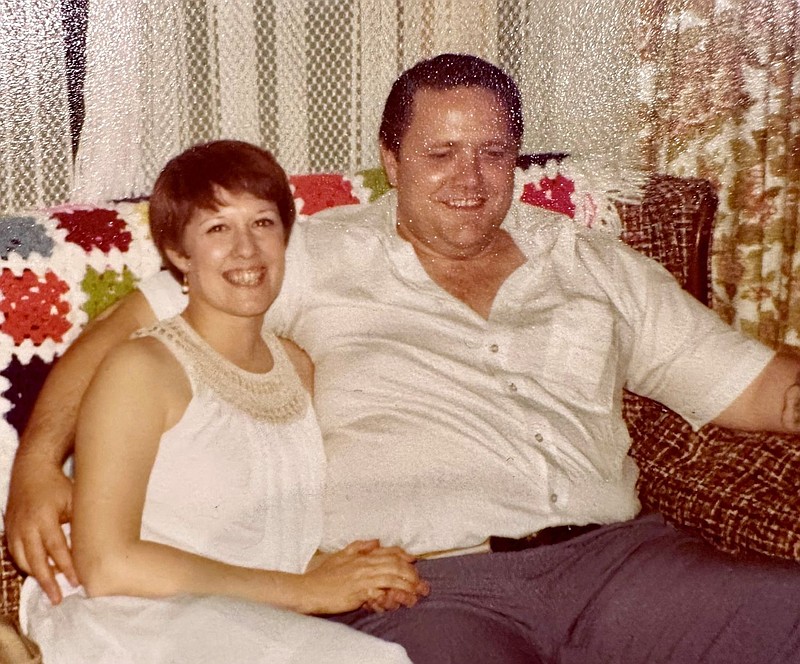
top-left (781, 377), bottom-right (800, 430)
top-left (362, 584), bottom-right (431, 613)
top-left (359, 544), bottom-right (430, 613)
top-left (3, 291), bottom-right (158, 606)
top-left (5, 455), bottom-right (78, 604)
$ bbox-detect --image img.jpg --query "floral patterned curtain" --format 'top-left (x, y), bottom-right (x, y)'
top-left (639, 0), bottom-right (800, 349)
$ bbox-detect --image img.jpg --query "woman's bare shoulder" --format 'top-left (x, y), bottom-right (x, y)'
top-left (102, 334), bottom-right (179, 376)
top-left (91, 334), bottom-right (191, 408)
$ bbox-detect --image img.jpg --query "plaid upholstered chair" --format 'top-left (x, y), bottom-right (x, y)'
top-left (619, 175), bottom-right (799, 561)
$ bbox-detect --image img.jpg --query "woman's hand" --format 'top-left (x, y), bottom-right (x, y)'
top-left (300, 540), bottom-right (429, 614)
top-left (361, 585), bottom-right (430, 614)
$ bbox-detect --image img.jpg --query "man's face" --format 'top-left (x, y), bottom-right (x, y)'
top-left (381, 86), bottom-right (518, 259)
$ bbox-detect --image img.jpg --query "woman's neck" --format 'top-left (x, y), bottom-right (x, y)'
top-left (180, 305), bottom-right (272, 373)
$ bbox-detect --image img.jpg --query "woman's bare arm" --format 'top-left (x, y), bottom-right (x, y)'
top-left (72, 337), bottom-right (423, 614)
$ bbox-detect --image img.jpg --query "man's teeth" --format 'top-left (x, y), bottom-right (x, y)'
top-left (224, 269), bottom-right (264, 286)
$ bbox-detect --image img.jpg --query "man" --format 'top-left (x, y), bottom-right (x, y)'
top-left (7, 54), bottom-right (800, 663)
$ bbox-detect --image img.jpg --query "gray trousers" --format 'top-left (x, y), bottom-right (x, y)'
top-left (329, 513), bottom-right (800, 663)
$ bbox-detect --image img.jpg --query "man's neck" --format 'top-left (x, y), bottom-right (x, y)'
top-left (405, 228), bottom-right (526, 320)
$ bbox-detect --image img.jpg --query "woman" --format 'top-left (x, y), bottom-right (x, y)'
top-left (19, 140), bottom-right (423, 663)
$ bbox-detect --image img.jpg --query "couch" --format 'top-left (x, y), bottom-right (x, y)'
top-left (0, 157), bottom-right (797, 628)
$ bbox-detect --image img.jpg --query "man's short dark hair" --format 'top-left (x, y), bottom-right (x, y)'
top-left (379, 53), bottom-right (524, 156)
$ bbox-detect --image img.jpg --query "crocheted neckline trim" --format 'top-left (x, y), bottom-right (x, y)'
top-left (136, 315), bottom-right (308, 424)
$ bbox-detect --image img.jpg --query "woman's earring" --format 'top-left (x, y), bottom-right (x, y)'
top-left (181, 273), bottom-right (189, 295)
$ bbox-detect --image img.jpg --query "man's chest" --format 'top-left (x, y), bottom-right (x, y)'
top-left (412, 231), bottom-right (528, 320)
top-left (292, 261), bottom-right (632, 414)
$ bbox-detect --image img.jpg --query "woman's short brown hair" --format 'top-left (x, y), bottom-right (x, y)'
top-left (149, 140), bottom-right (295, 280)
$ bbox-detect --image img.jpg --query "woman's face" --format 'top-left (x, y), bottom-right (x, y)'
top-left (167, 188), bottom-right (286, 321)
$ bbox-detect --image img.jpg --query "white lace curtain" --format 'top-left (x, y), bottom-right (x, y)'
top-left (1, 0), bottom-right (73, 211)
top-left (6, 0), bottom-right (641, 207)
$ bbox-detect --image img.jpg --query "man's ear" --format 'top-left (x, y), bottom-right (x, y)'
top-left (165, 246), bottom-right (190, 275)
top-left (380, 145), bottom-right (399, 188)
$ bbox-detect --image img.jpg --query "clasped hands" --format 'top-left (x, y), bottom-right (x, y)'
top-left (303, 540), bottom-right (430, 615)
top-left (4, 458), bottom-right (430, 614)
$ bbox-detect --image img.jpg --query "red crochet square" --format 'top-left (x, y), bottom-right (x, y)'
top-left (290, 174), bottom-right (360, 216)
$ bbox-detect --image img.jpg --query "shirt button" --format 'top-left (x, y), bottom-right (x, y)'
top-left (550, 493), bottom-right (559, 503)
top-left (489, 343), bottom-right (499, 353)
top-left (534, 433), bottom-right (544, 442)
top-left (509, 382), bottom-right (518, 392)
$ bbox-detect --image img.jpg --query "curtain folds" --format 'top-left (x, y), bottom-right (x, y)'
top-left (640, 0), bottom-right (800, 348)
top-left (1, 0), bottom-right (73, 211)
top-left (69, 0), bottom-right (641, 201)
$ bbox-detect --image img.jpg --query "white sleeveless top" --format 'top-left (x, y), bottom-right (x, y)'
top-left (19, 318), bottom-right (412, 664)
top-left (136, 315), bottom-right (325, 574)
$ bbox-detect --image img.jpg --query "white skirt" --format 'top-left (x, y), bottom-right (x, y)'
top-left (20, 576), bottom-right (412, 664)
